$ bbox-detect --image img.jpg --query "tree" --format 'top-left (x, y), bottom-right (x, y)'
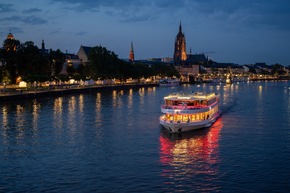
top-left (0, 38), bottom-right (21, 83)
top-left (66, 64), bottom-right (76, 76)
top-left (272, 63), bottom-right (286, 76)
top-left (87, 46), bottom-right (121, 79)
top-left (151, 63), bottom-right (180, 78)
top-left (16, 41), bottom-right (50, 82)
top-left (49, 49), bottom-right (65, 76)
top-left (85, 45), bottom-right (180, 81)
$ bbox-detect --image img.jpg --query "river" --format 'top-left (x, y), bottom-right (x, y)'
top-left (1, 81), bottom-right (290, 192)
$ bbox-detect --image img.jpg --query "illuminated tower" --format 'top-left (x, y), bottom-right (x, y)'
top-left (174, 22), bottom-right (187, 64)
top-left (7, 32), bottom-right (14, 40)
top-left (5, 32), bottom-right (17, 51)
top-left (129, 41), bottom-right (134, 62)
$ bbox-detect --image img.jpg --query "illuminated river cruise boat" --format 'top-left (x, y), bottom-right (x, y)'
top-left (160, 92), bottom-right (221, 133)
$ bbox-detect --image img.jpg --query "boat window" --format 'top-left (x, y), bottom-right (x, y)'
top-left (196, 114), bottom-right (200, 120)
top-left (182, 115), bottom-right (188, 122)
top-left (166, 114), bottom-right (173, 120)
top-left (174, 114), bottom-right (182, 122)
top-left (191, 114), bottom-right (195, 121)
top-left (201, 113), bottom-right (204, 120)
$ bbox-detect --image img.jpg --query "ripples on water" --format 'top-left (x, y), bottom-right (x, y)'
top-left (1, 82), bottom-right (290, 192)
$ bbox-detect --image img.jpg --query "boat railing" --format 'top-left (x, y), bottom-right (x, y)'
top-left (161, 104), bottom-right (208, 110)
top-left (160, 116), bottom-right (206, 123)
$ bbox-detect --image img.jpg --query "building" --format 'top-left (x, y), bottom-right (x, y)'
top-left (61, 53), bottom-right (81, 74)
top-left (173, 22), bottom-right (187, 64)
top-left (187, 51), bottom-right (208, 65)
top-left (60, 45), bottom-right (93, 75)
top-left (4, 32), bottom-right (17, 52)
top-left (77, 45), bottom-right (92, 64)
top-left (7, 32), bottom-right (14, 40)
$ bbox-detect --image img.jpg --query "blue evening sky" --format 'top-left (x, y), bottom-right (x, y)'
top-left (1, 0), bottom-right (290, 65)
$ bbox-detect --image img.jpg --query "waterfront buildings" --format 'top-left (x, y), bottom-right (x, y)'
top-left (1, 30), bottom-right (288, 83)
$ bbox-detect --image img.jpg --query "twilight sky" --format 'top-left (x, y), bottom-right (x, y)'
top-left (1, 0), bottom-right (290, 65)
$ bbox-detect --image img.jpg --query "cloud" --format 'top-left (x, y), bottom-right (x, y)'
top-left (0, 3), bottom-right (14, 12)
top-left (49, 0), bottom-right (195, 24)
top-left (0, 27), bottom-right (23, 37)
top-left (49, 30), bottom-right (61, 34)
top-left (76, 31), bottom-right (87, 36)
top-left (193, 0), bottom-right (290, 30)
top-left (119, 14), bottom-right (155, 23)
top-left (50, 0), bottom-right (194, 10)
top-left (1, 15), bottom-right (47, 25)
top-left (22, 8), bottom-right (42, 14)
top-left (22, 15), bottom-right (47, 25)
top-left (49, 0), bottom-right (290, 29)
top-left (1, 15), bottom-right (22, 22)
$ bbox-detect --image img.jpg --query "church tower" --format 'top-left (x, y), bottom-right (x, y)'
top-left (42, 39), bottom-right (45, 50)
top-left (7, 32), bottom-right (14, 40)
top-left (5, 32), bottom-right (17, 51)
top-left (173, 22), bottom-right (187, 64)
top-left (129, 41), bottom-right (135, 62)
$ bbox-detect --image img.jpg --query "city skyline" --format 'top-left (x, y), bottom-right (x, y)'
top-left (1, 0), bottom-right (290, 66)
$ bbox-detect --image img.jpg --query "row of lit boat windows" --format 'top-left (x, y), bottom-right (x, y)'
top-left (165, 98), bottom-right (217, 107)
top-left (164, 106), bottom-right (219, 123)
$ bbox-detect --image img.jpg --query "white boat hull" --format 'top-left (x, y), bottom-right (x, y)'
top-left (159, 83), bottom-right (179, 87)
top-left (159, 79), bottom-right (180, 86)
top-left (160, 111), bottom-right (220, 133)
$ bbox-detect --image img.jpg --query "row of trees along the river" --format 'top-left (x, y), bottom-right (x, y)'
top-left (0, 39), bottom-right (179, 84)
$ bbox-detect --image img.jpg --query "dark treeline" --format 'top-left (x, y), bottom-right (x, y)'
top-left (86, 46), bottom-right (179, 81)
top-left (0, 38), bottom-right (65, 84)
top-left (0, 38), bottom-right (179, 84)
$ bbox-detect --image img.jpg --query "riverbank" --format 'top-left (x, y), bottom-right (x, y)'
top-left (1, 78), bottom-right (289, 102)
top-left (0, 83), bottom-right (159, 102)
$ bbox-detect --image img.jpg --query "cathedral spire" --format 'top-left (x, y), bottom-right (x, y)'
top-left (129, 41), bottom-right (134, 62)
top-left (174, 22), bottom-right (187, 64)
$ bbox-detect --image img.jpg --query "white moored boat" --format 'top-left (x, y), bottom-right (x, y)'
top-left (160, 92), bottom-right (221, 133)
top-left (159, 79), bottom-right (180, 86)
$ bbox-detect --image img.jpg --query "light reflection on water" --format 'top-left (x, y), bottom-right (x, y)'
top-left (53, 97), bottom-right (63, 129)
top-left (32, 100), bottom-right (40, 131)
top-left (159, 118), bottom-right (223, 191)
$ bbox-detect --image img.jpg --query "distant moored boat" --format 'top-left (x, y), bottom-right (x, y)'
top-left (159, 78), bottom-right (180, 86)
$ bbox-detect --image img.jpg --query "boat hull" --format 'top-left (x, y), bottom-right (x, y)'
top-left (159, 83), bottom-right (179, 87)
top-left (160, 111), bottom-right (220, 133)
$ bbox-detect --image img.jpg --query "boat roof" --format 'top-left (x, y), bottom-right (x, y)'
top-left (164, 92), bottom-right (217, 100)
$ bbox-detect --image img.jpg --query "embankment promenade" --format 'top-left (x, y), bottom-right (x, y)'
top-left (0, 83), bottom-right (159, 102)
top-left (1, 78), bottom-right (289, 102)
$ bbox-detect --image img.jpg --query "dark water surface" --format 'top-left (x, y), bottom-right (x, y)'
top-left (1, 81), bottom-right (290, 192)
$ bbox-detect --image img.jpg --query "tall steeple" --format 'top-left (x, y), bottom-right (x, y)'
top-left (174, 22), bottom-right (187, 65)
top-left (42, 39), bottom-right (45, 50)
top-left (129, 41), bottom-right (135, 62)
